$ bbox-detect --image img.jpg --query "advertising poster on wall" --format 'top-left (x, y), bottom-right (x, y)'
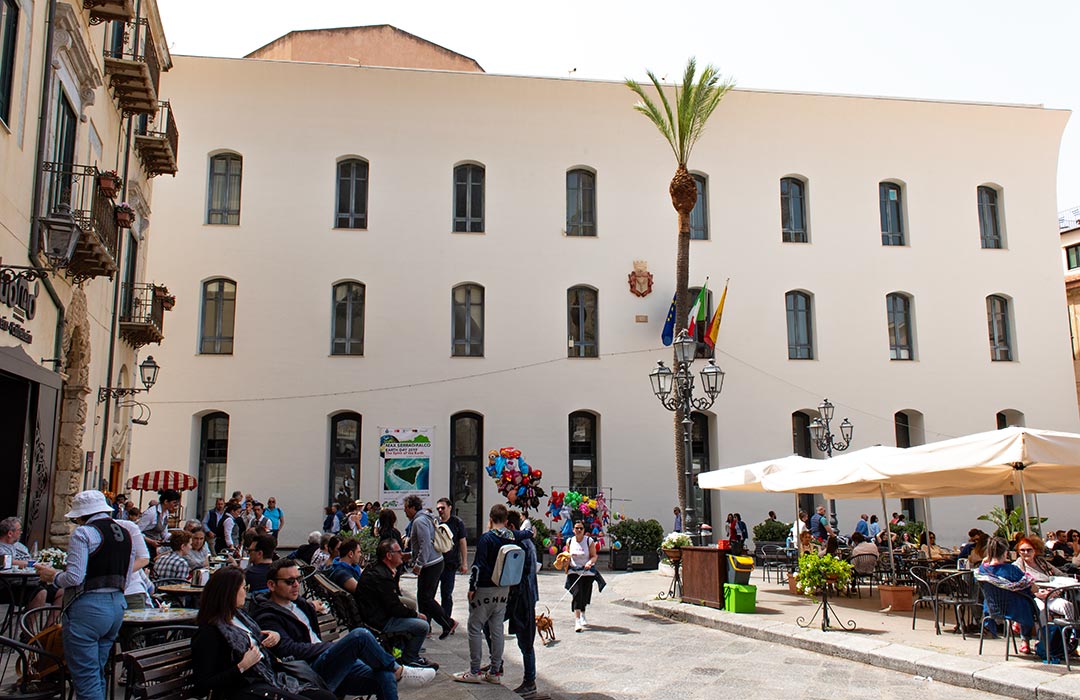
top-left (379, 427), bottom-right (433, 508)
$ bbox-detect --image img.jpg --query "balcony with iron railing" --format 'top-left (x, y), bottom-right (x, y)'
top-left (103, 18), bottom-right (160, 115)
top-left (40, 162), bottom-right (119, 281)
top-left (83, 0), bottom-right (135, 25)
top-left (134, 101), bottom-right (179, 176)
top-left (119, 283), bottom-right (170, 348)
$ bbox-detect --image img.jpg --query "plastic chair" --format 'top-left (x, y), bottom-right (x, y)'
top-left (978, 581), bottom-right (1039, 660)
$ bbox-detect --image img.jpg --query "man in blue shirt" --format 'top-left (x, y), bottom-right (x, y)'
top-left (854, 514), bottom-right (870, 539)
top-left (327, 539), bottom-right (363, 594)
top-left (264, 497), bottom-right (285, 541)
top-left (809, 505), bottom-right (833, 541)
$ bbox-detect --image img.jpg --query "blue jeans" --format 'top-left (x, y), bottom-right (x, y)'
top-left (381, 616), bottom-right (429, 664)
top-left (311, 628), bottom-right (397, 700)
top-left (439, 563), bottom-right (458, 619)
top-left (62, 591), bottom-right (126, 700)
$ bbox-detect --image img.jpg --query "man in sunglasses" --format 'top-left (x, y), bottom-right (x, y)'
top-left (254, 558), bottom-right (435, 699)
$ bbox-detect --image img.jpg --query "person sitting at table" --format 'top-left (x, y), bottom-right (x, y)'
top-left (254, 558), bottom-right (435, 699)
top-left (153, 530), bottom-right (193, 583)
top-left (824, 535), bottom-right (839, 556)
top-left (967, 531), bottom-right (990, 566)
top-left (850, 532), bottom-right (879, 557)
top-left (138, 489), bottom-right (181, 558)
top-left (1014, 537), bottom-right (1074, 619)
top-left (192, 567), bottom-right (337, 700)
top-left (975, 536), bottom-right (1041, 654)
top-left (245, 535), bottom-right (278, 594)
top-left (356, 540), bottom-right (435, 669)
top-left (35, 490), bottom-right (144, 700)
top-left (310, 535), bottom-right (338, 571)
top-left (0, 516), bottom-right (63, 612)
top-left (290, 531), bottom-right (322, 564)
top-left (797, 530), bottom-right (821, 556)
top-left (182, 522), bottom-right (212, 569)
top-left (327, 539), bottom-right (364, 594)
top-left (919, 531), bottom-right (949, 561)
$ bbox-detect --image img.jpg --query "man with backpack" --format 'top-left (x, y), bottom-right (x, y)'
top-left (435, 497), bottom-right (469, 619)
top-left (452, 504), bottom-right (524, 685)
top-left (403, 495), bottom-right (457, 639)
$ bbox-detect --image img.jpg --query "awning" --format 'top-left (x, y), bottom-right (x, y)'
top-left (126, 470), bottom-right (198, 492)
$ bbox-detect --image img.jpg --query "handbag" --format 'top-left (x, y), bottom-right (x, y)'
top-left (273, 657), bottom-right (328, 692)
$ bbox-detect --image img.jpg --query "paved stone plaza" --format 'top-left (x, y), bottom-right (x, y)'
top-left (410, 568), bottom-right (1027, 700)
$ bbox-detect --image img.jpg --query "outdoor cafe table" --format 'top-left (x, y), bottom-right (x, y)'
top-left (1033, 576), bottom-right (1080, 590)
top-left (0, 569), bottom-right (40, 636)
top-left (156, 583), bottom-right (202, 607)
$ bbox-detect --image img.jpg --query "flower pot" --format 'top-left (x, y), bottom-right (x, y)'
top-left (98, 174), bottom-right (119, 199)
top-left (879, 584), bottom-right (916, 612)
top-left (662, 547), bottom-right (682, 562)
top-left (116, 209), bottom-right (134, 228)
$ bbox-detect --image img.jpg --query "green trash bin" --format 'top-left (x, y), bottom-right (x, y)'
top-left (724, 583), bottom-right (757, 613)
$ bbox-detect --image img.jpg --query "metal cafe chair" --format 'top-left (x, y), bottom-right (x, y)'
top-left (910, 566), bottom-right (940, 633)
top-left (935, 572), bottom-right (981, 639)
top-left (1041, 586), bottom-right (1080, 670)
top-left (978, 581), bottom-right (1040, 660)
top-left (848, 554), bottom-right (880, 598)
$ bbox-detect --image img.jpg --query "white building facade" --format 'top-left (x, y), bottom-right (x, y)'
top-left (133, 52), bottom-right (1078, 546)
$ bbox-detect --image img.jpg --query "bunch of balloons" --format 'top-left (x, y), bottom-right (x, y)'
top-left (485, 446), bottom-right (546, 511)
top-left (550, 490), bottom-right (613, 548)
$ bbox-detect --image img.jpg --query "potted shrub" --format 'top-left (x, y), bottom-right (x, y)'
top-left (115, 202), bottom-right (135, 228)
top-left (98, 170), bottom-right (120, 198)
top-left (153, 285), bottom-right (176, 311)
top-left (793, 551), bottom-right (853, 599)
top-left (661, 531), bottom-right (691, 564)
top-left (607, 518), bottom-right (664, 570)
top-left (752, 518), bottom-right (792, 563)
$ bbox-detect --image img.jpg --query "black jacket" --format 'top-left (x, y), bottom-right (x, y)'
top-left (252, 596), bottom-right (332, 662)
top-left (191, 618), bottom-right (262, 700)
top-left (355, 562), bottom-right (416, 629)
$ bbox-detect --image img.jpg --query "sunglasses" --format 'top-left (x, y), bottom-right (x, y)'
top-left (273, 577), bottom-right (302, 585)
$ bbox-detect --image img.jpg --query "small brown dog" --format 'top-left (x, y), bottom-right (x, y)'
top-left (536, 605), bottom-right (556, 645)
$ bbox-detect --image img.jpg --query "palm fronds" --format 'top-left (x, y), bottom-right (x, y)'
top-left (625, 57), bottom-right (734, 166)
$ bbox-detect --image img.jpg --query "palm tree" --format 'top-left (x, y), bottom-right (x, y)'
top-left (626, 58), bottom-right (733, 525)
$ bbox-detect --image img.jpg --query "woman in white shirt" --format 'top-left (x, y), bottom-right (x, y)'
top-left (565, 520), bottom-right (599, 633)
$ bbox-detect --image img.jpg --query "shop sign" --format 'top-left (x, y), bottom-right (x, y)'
top-left (0, 267), bottom-right (38, 344)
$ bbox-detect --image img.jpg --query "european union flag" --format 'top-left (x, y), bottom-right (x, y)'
top-left (661, 293), bottom-right (677, 346)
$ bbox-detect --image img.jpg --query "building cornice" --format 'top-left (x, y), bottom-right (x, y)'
top-left (53, 3), bottom-right (103, 120)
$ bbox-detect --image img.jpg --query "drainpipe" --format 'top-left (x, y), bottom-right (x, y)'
top-left (97, 0), bottom-right (143, 485)
top-left (28, 0), bottom-right (65, 367)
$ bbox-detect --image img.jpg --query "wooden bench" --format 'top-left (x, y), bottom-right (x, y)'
top-left (120, 638), bottom-right (196, 700)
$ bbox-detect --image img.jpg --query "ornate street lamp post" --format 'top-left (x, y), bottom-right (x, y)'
top-left (807, 398), bottom-right (854, 529)
top-left (649, 329), bottom-right (725, 542)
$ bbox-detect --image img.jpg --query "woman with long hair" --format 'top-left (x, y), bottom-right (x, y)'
top-left (975, 536), bottom-right (1039, 654)
top-left (192, 567), bottom-right (336, 700)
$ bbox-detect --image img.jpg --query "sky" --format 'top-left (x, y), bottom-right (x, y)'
top-left (157, 0), bottom-right (1080, 211)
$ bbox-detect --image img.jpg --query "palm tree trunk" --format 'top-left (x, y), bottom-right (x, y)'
top-left (672, 164), bottom-right (694, 529)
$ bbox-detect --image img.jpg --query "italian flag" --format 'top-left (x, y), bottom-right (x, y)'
top-left (704, 280), bottom-right (728, 348)
top-left (687, 283), bottom-right (709, 337)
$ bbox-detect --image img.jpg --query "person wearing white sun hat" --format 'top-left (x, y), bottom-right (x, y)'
top-left (34, 490), bottom-right (146, 700)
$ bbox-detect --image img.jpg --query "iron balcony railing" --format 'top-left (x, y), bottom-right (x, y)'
top-left (104, 18), bottom-right (161, 101)
top-left (40, 161), bottom-right (119, 263)
top-left (134, 101), bottom-right (179, 175)
top-left (120, 283), bottom-right (165, 331)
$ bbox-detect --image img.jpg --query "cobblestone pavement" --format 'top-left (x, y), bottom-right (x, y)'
top-left (413, 568), bottom-right (1015, 700)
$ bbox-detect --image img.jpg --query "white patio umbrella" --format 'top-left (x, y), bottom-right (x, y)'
top-left (870, 427), bottom-right (1080, 534)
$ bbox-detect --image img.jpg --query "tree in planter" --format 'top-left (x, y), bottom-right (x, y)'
top-left (752, 519), bottom-right (792, 544)
top-left (625, 59), bottom-right (733, 524)
top-left (978, 506), bottom-right (1047, 540)
top-left (607, 518), bottom-right (665, 553)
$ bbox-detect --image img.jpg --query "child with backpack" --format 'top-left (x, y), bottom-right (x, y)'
top-left (453, 504), bottom-right (524, 685)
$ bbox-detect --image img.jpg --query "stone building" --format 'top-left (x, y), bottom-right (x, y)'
top-left (1061, 205), bottom-right (1080, 414)
top-left (132, 29), bottom-right (1078, 546)
top-left (0, 0), bottom-right (178, 546)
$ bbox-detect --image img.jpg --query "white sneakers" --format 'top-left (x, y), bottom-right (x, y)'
top-left (398, 665), bottom-right (436, 688)
top-left (580, 613), bottom-right (588, 627)
top-left (574, 617), bottom-right (584, 632)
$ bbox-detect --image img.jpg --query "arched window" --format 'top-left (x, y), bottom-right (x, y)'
top-left (450, 411), bottom-right (484, 541)
top-left (689, 174), bottom-right (708, 240)
top-left (986, 294), bottom-right (1013, 361)
top-left (567, 286), bottom-right (598, 357)
top-left (452, 283), bottom-right (484, 356)
top-left (566, 169), bottom-right (596, 236)
top-left (688, 286), bottom-right (713, 358)
top-left (200, 278), bottom-right (236, 354)
top-left (336, 159), bottom-right (369, 229)
top-left (329, 413), bottom-right (361, 505)
top-left (978, 186), bottom-right (1003, 249)
top-left (780, 177), bottom-right (807, 243)
top-left (198, 412), bottom-right (229, 515)
top-left (207, 153), bottom-right (242, 225)
top-left (331, 282), bottom-right (365, 356)
top-left (886, 293), bottom-right (914, 360)
top-left (785, 291), bottom-right (813, 359)
top-left (996, 409), bottom-right (1025, 429)
top-left (453, 164), bottom-right (485, 232)
top-left (879, 182), bottom-right (904, 246)
top-left (568, 411), bottom-right (598, 489)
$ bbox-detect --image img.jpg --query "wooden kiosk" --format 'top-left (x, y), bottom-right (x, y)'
top-left (679, 546), bottom-right (728, 608)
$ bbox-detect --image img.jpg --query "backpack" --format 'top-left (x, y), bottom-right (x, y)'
top-left (433, 520), bottom-right (455, 554)
top-left (492, 542), bottom-right (525, 586)
top-left (1035, 624), bottom-right (1078, 662)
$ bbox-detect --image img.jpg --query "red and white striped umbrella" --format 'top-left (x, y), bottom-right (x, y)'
top-left (125, 470), bottom-right (198, 492)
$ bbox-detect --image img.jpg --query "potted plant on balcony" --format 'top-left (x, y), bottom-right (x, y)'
top-left (98, 170), bottom-right (120, 199)
top-left (153, 285), bottom-right (176, 311)
top-left (115, 202), bottom-right (135, 228)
